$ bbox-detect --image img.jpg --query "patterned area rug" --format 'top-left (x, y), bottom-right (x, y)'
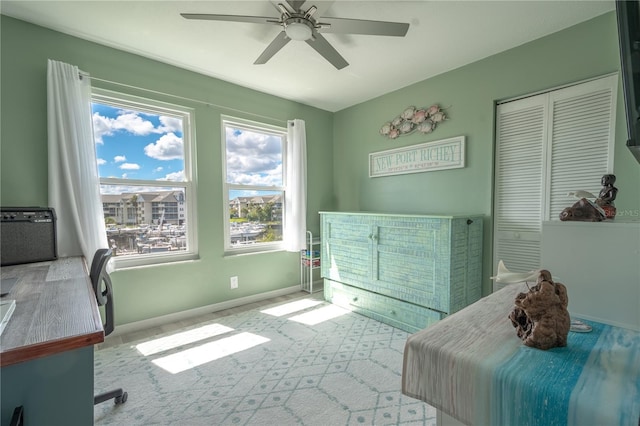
top-left (94, 298), bottom-right (436, 425)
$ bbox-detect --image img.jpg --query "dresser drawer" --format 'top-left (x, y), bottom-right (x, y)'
top-left (324, 279), bottom-right (443, 333)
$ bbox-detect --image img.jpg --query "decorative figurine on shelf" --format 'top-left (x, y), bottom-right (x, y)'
top-left (559, 198), bottom-right (605, 222)
top-left (508, 270), bottom-right (570, 350)
top-left (560, 174), bottom-right (619, 221)
top-left (595, 174), bottom-right (618, 219)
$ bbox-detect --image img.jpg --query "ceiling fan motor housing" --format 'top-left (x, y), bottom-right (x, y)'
top-left (283, 17), bottom-right (314, 41)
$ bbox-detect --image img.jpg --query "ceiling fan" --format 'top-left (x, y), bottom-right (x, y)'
top-left (181, 0), bottom-right (410, 70)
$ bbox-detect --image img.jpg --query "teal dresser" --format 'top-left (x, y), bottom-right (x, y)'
top-left (320, 212), bottom-right (483, 333)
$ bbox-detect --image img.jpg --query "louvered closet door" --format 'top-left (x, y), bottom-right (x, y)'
top-left (493, 75), bottom-right (616, 288)
top-left (546, 76), bottom-right (616, 219)
top-left (494, 96), bottom-right (547, 277)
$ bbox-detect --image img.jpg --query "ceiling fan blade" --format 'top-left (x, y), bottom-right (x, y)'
top-left (318, 17), bottom-right (409, 37)
top-left (180, 13), bottom-right (278, 25)
top-left (304, 5), bottom-right (317, 19)
top-left (254, 31), bottom-right (291, 64)
top-left (306, 32), bottom-right (348, 70)
top-left (285, 0), bottom-right (307, 12)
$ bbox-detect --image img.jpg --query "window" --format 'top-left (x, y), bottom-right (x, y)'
top-left (222, 116), bottom-right (286, 253)
top-left (92, 89), bottom-right (197, 267)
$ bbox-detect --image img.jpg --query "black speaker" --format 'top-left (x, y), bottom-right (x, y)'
top-left (1, 207), bottom-right (57, 266)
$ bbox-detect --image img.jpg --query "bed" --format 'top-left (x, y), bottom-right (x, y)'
top-left (401, 282), bottom-right (640, 426)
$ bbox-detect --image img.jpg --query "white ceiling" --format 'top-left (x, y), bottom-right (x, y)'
top-left (1, 1), bottom-right (614, 112)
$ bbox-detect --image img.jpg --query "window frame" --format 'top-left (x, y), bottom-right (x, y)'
top-left (92, 88), bottom-right (198, 268)
top-left (221, 115), bottom-right (288, 255)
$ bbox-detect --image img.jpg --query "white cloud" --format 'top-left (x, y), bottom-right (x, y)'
top-left (144, 133), bottom-right (183, 160)
top-left (157, 170), bottom-right (184, 182)
top-left (154, 167), bottom-right (164, 173)
top-left (93, 110), bottom-right (181, 142)
top-left (92, 112), bottom-right (113, 144)
top-left (227, 170), bottom-right (281, 187)
top-left (114, 155), bottom-right (126, 163)
top-left (97, 158), bottom-right (107, 166)
top-left (112, 112), bottom-right (156, 135)
top-left (120, 163), bottom-right (141, 170)
top-left (159, 116), bottom-right (182, 133)
top-left (224, 127), bottom-right (282, 181)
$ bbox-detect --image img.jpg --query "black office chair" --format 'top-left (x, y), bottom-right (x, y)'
top-left (91, 248), bottom-right (128, 405)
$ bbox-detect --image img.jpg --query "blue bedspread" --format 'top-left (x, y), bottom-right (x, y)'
top-left (493, 321), bottom-right (640, 425)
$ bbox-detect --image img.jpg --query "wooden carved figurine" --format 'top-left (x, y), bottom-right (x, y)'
top-left (595, 174), bottom-right (618, 219)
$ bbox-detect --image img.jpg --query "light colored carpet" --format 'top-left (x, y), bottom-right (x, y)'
top-left (94, 297), bottom-right (436, 425)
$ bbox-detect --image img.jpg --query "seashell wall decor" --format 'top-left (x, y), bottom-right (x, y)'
top-left (379, 104), bottom-right (447, 139)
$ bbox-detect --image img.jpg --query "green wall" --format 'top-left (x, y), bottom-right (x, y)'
top-left (332, 11), bottom-right (640, 295)
top-left (0, 15), bottom-right (335, 325)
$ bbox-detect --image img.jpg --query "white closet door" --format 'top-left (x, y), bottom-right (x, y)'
top-left (494, 96), bottom-right (547, 278)
top-left (546, 75), bottom-right (617, 219)
top-left (493, 75), bottom-right (616, 289)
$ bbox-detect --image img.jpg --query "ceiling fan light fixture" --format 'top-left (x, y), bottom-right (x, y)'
top-left (284, 18), bottom-right (313, 41)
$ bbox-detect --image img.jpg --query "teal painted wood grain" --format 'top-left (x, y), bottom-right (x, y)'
top-left (320, 212), bottom-right (483, 331)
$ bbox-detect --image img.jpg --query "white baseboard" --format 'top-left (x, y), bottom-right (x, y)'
top-left (109, 285), bottom-right (303, 338)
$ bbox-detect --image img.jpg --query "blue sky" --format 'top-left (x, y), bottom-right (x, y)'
top-left (92, 102), bottom-right (184, 182)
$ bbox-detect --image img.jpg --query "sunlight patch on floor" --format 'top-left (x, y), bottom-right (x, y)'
top-left (135, 323), bottom-right (234, 356)
top-left (288, 304), bottom-right (351, 326)
top-left (152, 332), bottom-right (270, 374)
top-left (260, 298), bottom-right (324, 317)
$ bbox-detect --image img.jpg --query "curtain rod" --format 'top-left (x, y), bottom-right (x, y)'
top-left (80, 73), bottom-right (287, 125)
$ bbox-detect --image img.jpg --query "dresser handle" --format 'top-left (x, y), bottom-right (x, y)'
top-left (352, 297), bottom-right (358, 303)
top-left (390, 310), bottom-right (396, 315)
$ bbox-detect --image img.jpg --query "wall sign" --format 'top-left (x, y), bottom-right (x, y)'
top-left (369, 136), bottom-right (465, 178)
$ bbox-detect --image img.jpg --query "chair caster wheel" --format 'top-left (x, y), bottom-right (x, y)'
top-left (115, 392), bottom-right (128, 405)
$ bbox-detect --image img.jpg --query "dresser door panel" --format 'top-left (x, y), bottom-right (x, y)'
top-left (373, 217), bottom-right (451, 313)
top-left (322, 216), bottom-right (372, 283)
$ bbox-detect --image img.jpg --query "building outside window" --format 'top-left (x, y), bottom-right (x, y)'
top-left (91, 89), bottom-right (198, 267)
top-left (222, 116), bottom-right (286, 253)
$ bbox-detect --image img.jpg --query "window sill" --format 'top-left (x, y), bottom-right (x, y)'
top-left (111, 251), bottom-right (199, 270)
top-left (223, 244), bottom-right (286, 258)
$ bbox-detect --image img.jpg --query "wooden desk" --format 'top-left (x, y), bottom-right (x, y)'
top-left (0, 257), bottom-right (104, 425)
top-left (402, 283), bottom-right (640, 426)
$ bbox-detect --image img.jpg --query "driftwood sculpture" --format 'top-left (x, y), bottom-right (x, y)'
top-left (559, 198), bottom-right (605, 222)
top-left (508, 270), bottom-right (570, 350)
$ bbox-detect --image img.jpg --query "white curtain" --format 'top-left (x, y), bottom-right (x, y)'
top-left (47, 59), bottom-right (108, 263)
top-left (284, 119), bottom-right (307, 252)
